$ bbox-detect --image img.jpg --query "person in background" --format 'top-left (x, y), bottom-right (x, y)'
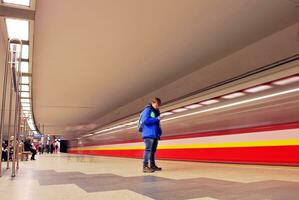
top-left (41, 143), bottom-right (44, 154)
top-left (55, 140), bottom-right (59, 153)
top-left (38, 143), bottom-right (43, 155)
top-left (24, 139), bottom-right (36, 160)
top-left (30, 142), bottom-right (37, 160)
top-left (46, 141), bottom-right (49, 153)
top-left (139, 97), bottom-right (163, 173)
top-left (50, 141), bottom-right (55, 154)
top-left (24, 139), bottom-right (31, 152)
top-left (2, 141), bottom-right (7, 161)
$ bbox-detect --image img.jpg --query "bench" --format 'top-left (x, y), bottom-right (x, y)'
top-left (18, 143), bottom-right (31, 161)
top-left (21, 151), bottom-right (31, 161)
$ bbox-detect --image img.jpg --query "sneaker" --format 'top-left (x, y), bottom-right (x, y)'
top-left (143, 166), bottom-right (154, 173)
top-left (151, 165), bottom-right (162, 171)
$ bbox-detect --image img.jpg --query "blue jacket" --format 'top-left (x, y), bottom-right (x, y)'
top-left (140, 105), bottom-right (162, 139)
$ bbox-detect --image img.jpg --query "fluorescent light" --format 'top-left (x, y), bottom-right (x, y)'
top-left (163, 87), bottom-right (299, 123)
top-left (222, 92), bottom-right (245, 99)
top-left (20, 62), bottom-right (29, 73)
top-left (113, 125), bottom-right (126, 129)
top-left (160, 112), bottom-right (174, 116)
top-left (244, 85), bottom-right (272, 93)
top-left (185, 104), bottom-right (202, 109)
top-left (21, 85), bottom-right (29, 91)
top-left (272, 76), bottom-right (299, 86)
top-left (125, 121), bottom-right (138, 126)
top-left (201, 99), bottom-right (219, 105)
top-left (21, 76), bottom-right (29, 84)
top-left (93, 85), bottom-right (299, 136)
top-left (95, 128), bottom-right (111, 134)
top-left (3, 0), bottom-right (30, 6)
top-left (95, 130), bottom-right (105, 134)
top-left (21, 98), bottom-right (30, 103)
top-left (94, 85), bottom-right (298, 136)
top-left (95, 129), bottom-right (125, 136)
top-left (5, 18), bottom-right (29, 40)
top-left (21, 102), bottom-right (30, 107)
top-left (21, 92), bottom-right (29, 98)
top-left (126, 125), bottom-right (138, 130)
top-left (172, 108), bottom-right (188, 113)
top-left (94, 122), bottom-right (133, 134)
top-left (22, 106), bottom-right (30, 111)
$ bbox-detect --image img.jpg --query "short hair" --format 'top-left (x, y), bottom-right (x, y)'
top-left (151, 97), bottom-right (161, 105)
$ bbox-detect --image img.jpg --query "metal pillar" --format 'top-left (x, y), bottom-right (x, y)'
top-left (6, 78), bottom-right (13, 169)
top-left (16, 94), bottom-right (22, 170)
top-left (0, 40), bottom-right (10, 177)
top-left (9, 39), bottom-right (22, 177)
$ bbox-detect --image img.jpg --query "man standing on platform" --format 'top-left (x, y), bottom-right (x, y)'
top-left (139, 97), bottom-right (163, 173)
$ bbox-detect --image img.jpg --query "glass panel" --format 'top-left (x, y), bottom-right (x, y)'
top-left (5, 18), bottom-right (29, 40)
top-left (21, 91), bottom-right (30, 98)
top-left (20, 62), bottom-right (29, 73)
top-left (22, 45), bottom-right (29, 59)
top-left (3, 0), bottom-right (30, 6)
top-left (21, 85), bottom-right (29, 91)
top-left (21, 76), bottom-right (29, 84)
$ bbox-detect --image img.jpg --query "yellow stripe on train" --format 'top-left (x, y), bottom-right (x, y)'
top-left (69, 138), bottom-right (299, 151)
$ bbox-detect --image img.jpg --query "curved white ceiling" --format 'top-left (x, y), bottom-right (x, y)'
top-left (32, 0), bottom-right (299, 136)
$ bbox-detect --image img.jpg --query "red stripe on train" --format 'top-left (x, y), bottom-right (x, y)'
top-left (68, 145), bottom-right (299, 166)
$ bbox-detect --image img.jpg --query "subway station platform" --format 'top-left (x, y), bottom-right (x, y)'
top-left (1, 154), bottom-right (299, 200)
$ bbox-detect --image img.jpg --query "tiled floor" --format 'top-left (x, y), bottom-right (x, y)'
top-left (0, 154), bottom-right (299, 200)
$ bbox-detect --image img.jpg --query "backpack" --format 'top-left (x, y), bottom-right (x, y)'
top-left (137, 113), bottom-right (143, 133)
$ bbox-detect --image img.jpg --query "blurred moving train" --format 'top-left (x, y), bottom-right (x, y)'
top-left (69, 58), bottom-right (299, 166)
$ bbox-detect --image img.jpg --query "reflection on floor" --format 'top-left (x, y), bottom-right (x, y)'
top-left (0, 154), bottom-right (299, 200)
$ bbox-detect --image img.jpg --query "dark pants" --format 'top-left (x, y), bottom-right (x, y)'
top-left (31, 149), bottom-right (36, 160)
top-left (143, 138), bottom-right (158, 167)
top-left (2, 150), bottom-right (7, 161)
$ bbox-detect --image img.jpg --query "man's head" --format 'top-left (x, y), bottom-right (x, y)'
top-left (150, 97), bottom-right (161, 110)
